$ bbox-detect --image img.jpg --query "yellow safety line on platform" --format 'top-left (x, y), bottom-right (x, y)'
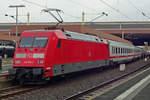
top-left (86, 66), bottom-right (150, 100)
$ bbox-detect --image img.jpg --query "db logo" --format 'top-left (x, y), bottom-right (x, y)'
top-left (27, 53), bottom-right (33, 58)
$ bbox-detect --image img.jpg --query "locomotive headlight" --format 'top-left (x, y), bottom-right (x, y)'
top-left (46, 67), bottom-right (51, 70)
top-left (37, 59), bottom-right (44, 64)
top-left (15, 60), bottom-right (21, 64)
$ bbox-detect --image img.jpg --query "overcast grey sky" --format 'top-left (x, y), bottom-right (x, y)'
top-left (0, 0), bottom-right (150, 23)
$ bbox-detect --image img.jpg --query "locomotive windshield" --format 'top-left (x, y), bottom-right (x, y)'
top-left (19, 37), bottom-right (48, 48)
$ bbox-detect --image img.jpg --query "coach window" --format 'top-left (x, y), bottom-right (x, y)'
top-left (120, 48), bottom-right (121, 54)
top-left (113, 47), bottom-right (115, 54)
top-left (130, 49), bottom-right (131, 53)
top-left (112, 46), bottom-right (113, 54)
top-left (124, 49), bottom-right (125, 54)
top-left (114, 47), bottom-right (116, 54)
top-left (117, 48), bottom-right (118, 54)
top-left (124, 48), bottom-right (125, 54)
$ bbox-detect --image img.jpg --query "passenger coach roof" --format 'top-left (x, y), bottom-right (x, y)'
top-left (108, 40), bottom-right (134, 47)
top-left (64, 31), bottom-right (103, 43)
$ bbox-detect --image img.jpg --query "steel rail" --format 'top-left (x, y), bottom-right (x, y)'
top-left (0, 85), bottom-right (41, 99)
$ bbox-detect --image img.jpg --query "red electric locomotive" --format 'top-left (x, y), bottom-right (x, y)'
top-left (9, 29), bottom-right (143, 83)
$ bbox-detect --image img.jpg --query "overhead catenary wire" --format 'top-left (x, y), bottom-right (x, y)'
top-left (127, 0), bottom-right (150, 20)
top-left (63, 13), bottom-right (81, 19)
top-left (65, 0), bottom-right (109, 21)
top-left (23, 0), bottom-right (109, 22)
top-left (127, 0), bottom-right (141, 13)
top-left (65, 0), bottom-right (100, 13)
top-left (98, 0), bottom-right (133, 21)
top-left (22, 0), bottom-right (47, 8)
top-left (22, 0), bottom-right (83, 21)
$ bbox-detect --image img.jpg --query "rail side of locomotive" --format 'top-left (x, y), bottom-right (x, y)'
top-left (51, 31), bottom-right (110, 77)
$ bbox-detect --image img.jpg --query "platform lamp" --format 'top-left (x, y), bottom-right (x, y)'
top-left (8, 5), bottom-right (25, 44)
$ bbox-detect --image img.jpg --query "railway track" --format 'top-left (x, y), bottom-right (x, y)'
top-left (65, 62), bottom-right (150, 100)
top-left (0, 85), bottom-right (41, 99)
top-left (0, 72), bottom-right (10, 82)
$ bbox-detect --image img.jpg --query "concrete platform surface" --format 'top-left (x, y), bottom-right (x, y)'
top-left (132, 83), bottom-right (150, 100)
top-left (91, 67), bottom-right (150, 100)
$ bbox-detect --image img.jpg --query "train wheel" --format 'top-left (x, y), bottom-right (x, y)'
top-left (19, 78), bottom-right (25, 85)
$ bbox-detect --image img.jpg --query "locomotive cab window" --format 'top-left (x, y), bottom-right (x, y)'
top-left (33, 37), bottom-right (48, 48)
top-left (19, 37), bottom-right (48, 48)
top-left (19, 37), bottom-right (34, 47)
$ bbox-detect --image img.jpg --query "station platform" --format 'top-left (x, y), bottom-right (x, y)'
top-left (90, 67), bottom-right (150, 100)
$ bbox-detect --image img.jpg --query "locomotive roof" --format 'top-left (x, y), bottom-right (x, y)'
top-left (24, 29), bottom-right (105, 43)
top-left (64, 31), bottom-right (104, 43)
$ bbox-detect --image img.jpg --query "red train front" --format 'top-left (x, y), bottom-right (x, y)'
top-left (9, 30), bottom-right (67, 83)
